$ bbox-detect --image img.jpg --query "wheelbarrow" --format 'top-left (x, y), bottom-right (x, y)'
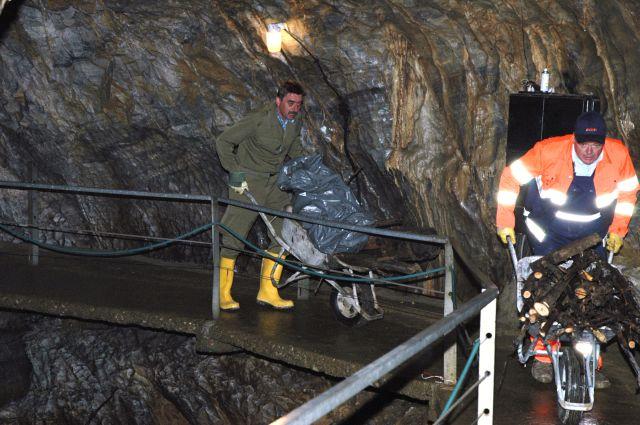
top-left (244, 191), bottom-right (438, 326)
top-left (508, 236), bottom-right (607, 425)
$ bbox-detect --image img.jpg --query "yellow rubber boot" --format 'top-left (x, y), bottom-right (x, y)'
top-left (257, 253), bottom-right (294, 309)
top-left (219, 257), bottom-right (239, 311)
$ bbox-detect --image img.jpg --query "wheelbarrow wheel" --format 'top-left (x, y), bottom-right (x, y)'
top-left (557, 347), bottom-right (586, 425)
top-left (330, 286), bottom-right (365, 327)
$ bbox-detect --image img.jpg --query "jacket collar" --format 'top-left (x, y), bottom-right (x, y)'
top-left (600, 138), bottom-right (615, 166)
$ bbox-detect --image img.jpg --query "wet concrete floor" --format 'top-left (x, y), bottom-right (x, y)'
top-left (0, 242), bottom-right (446, 402)
top-left (448, 334), bottom-right (640, 425)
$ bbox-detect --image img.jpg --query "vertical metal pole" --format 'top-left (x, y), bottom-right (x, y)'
top-left (27, 162), bottom-right (39, 266)
top-left (211, 200), bottom-right (220, 320)
top-left (477, 291), bottom-right (496, 425)
top-left (297, 277), bottom-right (311, 300)
top-left (443, 242), bottom-right (456, 384)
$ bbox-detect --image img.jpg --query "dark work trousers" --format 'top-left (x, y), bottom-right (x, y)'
top-left (524, 173), bottom-right (610, 258)
top-left (220, 173), bottom-right (291, 260)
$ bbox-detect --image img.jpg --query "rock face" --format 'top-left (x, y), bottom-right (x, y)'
top-left (1, 2), bottom-right (640, 282)
top-left (0, 312), bottom-right (426, 423)
top-left (0, 315), bottom-right (31, 408)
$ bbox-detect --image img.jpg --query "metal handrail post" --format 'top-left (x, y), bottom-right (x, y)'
top-left (477, 289), bottom-right (496, 424)
top-left (443, 242), bottom-right (456, 384)
top-left (211, 200), bottom-right (220, 320)
top-left (27, 164), bottom-right (39, 266)
top-left (272, 288), bottom-right (498, 425)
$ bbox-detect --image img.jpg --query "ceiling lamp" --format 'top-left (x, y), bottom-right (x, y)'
top-left (266, 23), bottom-right (286, 53)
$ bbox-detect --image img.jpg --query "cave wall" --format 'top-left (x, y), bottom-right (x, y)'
top-left (0, 311), bottom-right (425, 423)
top-left (1, 0), bottom-right (640, 275)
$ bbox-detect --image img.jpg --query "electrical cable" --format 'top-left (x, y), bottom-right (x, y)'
top-left (519, 0), bottom-right (530, 77)
top-left (433, 370), bottom-right (491, 425)
top-left (438, 338), bottom-right (481, 421)
top-left (282, 28), bottom-right (361, 194)
top-left (0, 219), bottom-right (445, 290)
top-left (0, 221), bottom-right (445, 284)
top-left (0, 222), bottom-right (213, 257)
top-left (218, 221), bottom-right (445, 283)
top-left (471, 410), bottom-right (486, 425)
top-left (0, 220), bottom-right (212, 246)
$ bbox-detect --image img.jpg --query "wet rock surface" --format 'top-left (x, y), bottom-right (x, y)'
top-left (0, 311), bottom-right (427, 424)
top-left (1, 0), bottom-right (639, 278)
top-left (0, 316), bottom-right (31, 408)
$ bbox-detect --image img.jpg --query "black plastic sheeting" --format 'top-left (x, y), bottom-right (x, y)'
top-left (278, 155), bottom-right (374, 254)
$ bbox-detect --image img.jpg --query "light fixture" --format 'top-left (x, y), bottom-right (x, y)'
top-left (266, 23), bottom-right (286, 53)
top-left (574, 340), bottom-right (593, 357)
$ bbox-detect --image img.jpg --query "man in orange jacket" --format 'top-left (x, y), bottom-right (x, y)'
top-left (496, 111), bottom-right (639, 386)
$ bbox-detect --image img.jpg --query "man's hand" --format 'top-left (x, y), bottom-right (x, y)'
top-left (497, 227), bottom-right (516, 245)
top-left (229, 172), bottom-right (248, 194)
top-left (606, 232), bottom-right (623, 253)
top-left (231, 181), bottom-right (249, 194)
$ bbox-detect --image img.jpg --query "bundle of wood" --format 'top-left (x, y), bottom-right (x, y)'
top-left (518, 234), bottom-right (640, 386)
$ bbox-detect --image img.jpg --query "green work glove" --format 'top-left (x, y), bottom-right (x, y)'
top-left (497, 227), bottom-right (516, 245)
top-left (228, 171), bottom-right (248, 194)
top-left (606, 232), bottom-right (623, 254)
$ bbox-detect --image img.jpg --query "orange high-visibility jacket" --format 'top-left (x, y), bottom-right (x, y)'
top-left (496, 135), bottom-right (639, 237)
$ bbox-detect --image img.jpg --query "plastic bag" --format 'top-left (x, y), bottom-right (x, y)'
top-left (277, 155), bottom-right (374, 254)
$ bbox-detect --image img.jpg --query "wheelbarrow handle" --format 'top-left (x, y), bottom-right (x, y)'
top-left (243, 190), bottom-right (291, 253)
top-left (507, 236), bottom-right (518, 272)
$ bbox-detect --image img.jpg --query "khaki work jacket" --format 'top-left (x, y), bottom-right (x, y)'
top-left (216, 103), bottom-right (304, 175)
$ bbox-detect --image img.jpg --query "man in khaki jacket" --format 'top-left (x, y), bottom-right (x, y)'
top-left (215, 81), bottom-right (305, 310)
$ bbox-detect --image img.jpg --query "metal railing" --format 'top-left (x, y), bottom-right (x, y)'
top-left (0, 180), bottom-right (221, 316)
top-left (274, 238), bottom-right (499, 425)
top-left (0, 180), bottom-right (497, 423)
top-left (213, 197), bottom-right (458, 384)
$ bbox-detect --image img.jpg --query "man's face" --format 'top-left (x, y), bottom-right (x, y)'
top-left (276, 93), bottom-right (303, 120)
top-left (573, 138), bottom-right (604, 165)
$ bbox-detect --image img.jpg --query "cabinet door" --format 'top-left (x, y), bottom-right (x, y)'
top-left (506, 95), bottom-right (544, 164)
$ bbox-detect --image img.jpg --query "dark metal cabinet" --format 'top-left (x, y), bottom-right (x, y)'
top-left (506, 93), bottom-right (599, 164)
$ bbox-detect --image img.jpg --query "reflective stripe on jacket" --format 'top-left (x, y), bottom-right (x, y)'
top-left (496, 135), bottom-right (639, 237)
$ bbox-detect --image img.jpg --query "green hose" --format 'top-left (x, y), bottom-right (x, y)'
top-left (439, 338), bottom-right (480, 420)
top-left (217, 222), bottom-right (445, 283)
top-left (0, 221), bottom-right (444, 283)
top-left (0, 222), bottom-right (213, 258)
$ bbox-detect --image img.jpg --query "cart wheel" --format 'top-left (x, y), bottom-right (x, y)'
top-left (330, 286), bottom-right (364, 327)
top-left (557, 347), bottom-right (586, 425)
